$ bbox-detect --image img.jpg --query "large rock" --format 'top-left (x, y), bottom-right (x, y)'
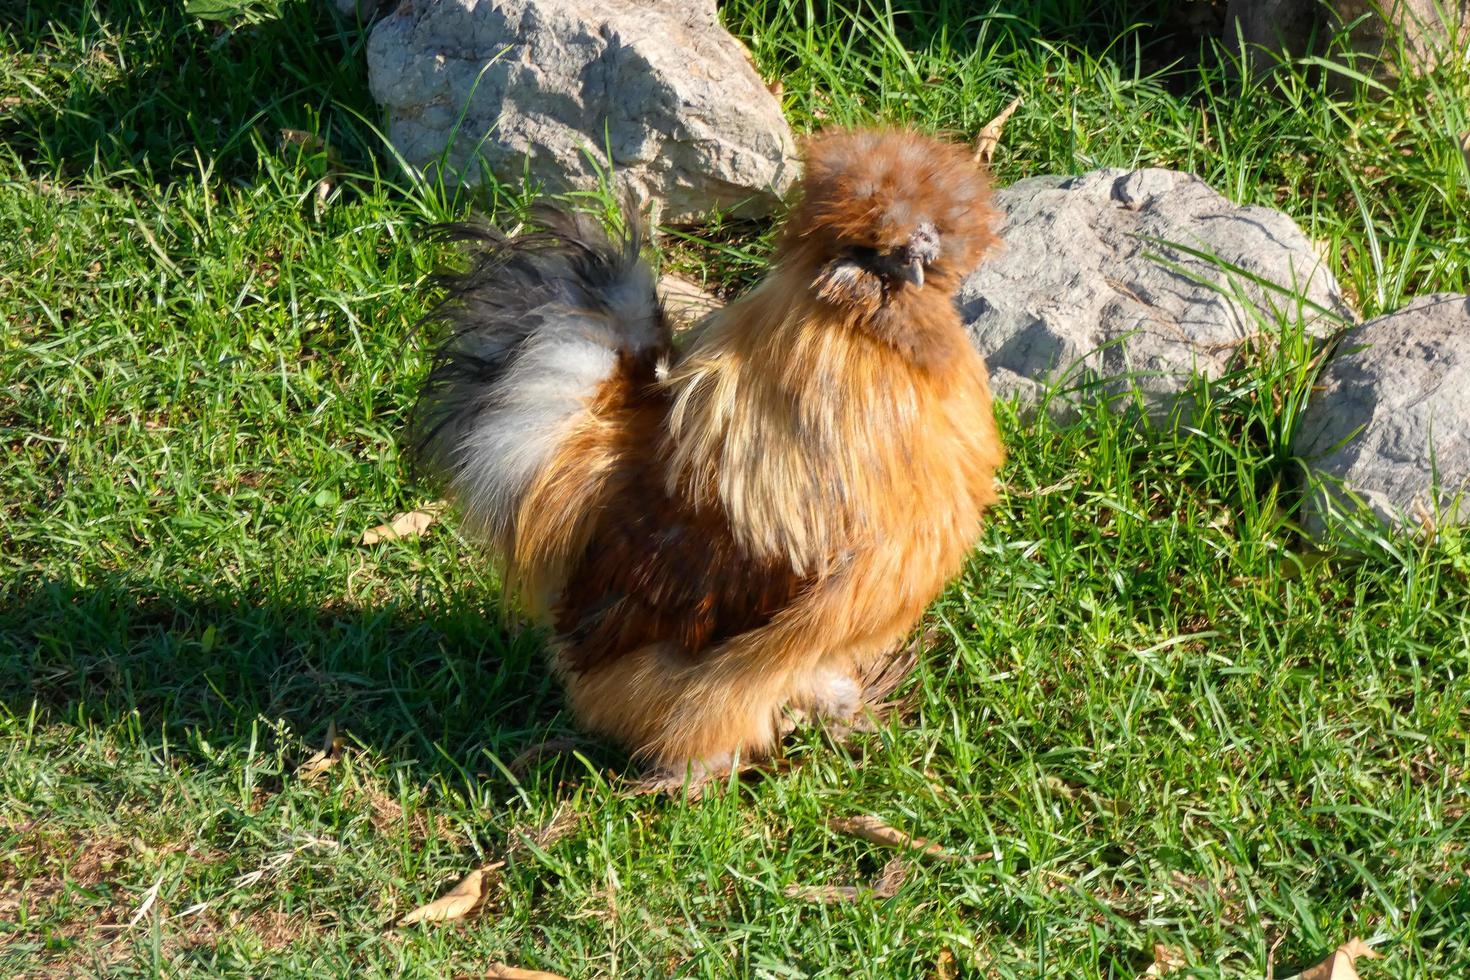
top-left (958, 168), bottom-right (1353, 418)
top-left (365, 0), bottom-right (798, 222)
top-left (1294, 294), bottom-right (1470, 537)
top-left (1226, 0), bottom-right (1470, 80)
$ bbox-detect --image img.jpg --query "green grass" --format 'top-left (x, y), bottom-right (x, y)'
top-left (2, 1), bottom-right (1468, 976)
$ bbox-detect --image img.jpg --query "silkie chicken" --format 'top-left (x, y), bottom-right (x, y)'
top-left (411, 128), bottom-right (1004, 786)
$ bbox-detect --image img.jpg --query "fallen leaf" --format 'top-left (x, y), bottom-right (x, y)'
top-left (870, 856), bottom-right (908, 896)
top-left (278, 128), bottom-right (343, 169)
top-left (484, 966), bottom-right (568, 980)
top-left (784, 882), bottom-right (867, 903)
top-left (128, 876), bottom-right (164, 926)
top-left (1142, 943), bottom-right (1187, 976)
top-left (295, 751), bottom-right (336, 782)
top-left (1266, 931), bottom-right (1288, 979)
top-left (1040, 774), bottom-right (1129, 816)
top-left (935, 947), bottom-right (957, 980)
top-left (1295, 938), bottom-right (1382, 980)
top-left (1041, 774), bottom-right (1080, 800)
top-left (516, 804), bottom-right (580, 851)
top-left (296, 720), bottom-right (345, 783)
top-left (974, 95), bottom-right (1023, 164)
top-left (397, 863), bottom-right (503, 925)
top-left (1410, 498), bottom-right (1439, 535)
top-left (361, 501), bottom-right (447, 545)
top-left (784, 856), bottom-right (908, 904)
top-left (828, 814), bottom-right (988, 863)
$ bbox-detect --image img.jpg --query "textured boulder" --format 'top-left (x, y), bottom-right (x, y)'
top-left (365, 0), bottom-right (797, 221)
top-left (958, 168), bottom-right (1353, 418)
top-left (1294, 294), bottom-right (1470, 537)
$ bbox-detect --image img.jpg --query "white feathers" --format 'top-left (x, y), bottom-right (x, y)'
top-left (412, 213), bottom-right (667, 551)
top-left (596, 268), bottom-right (664, 349)
top-left (450, 315), bottom-right (620, 540)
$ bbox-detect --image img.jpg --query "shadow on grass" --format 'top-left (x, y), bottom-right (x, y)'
top-left (0, 574), bottom-right (621, 797)
top-left (0, 0), bottom-right (381, 182)
top-left (0, 0), bottom-right (1238, 192)
top-left (728, 0), bottom-right (1229, 74)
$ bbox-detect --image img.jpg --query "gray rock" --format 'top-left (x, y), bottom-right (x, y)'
top-left (958, 168), bottom-right (1353, 419)
top-left (364, 0), bottom-right (797, 222)
top-left (1294, 294), bottom-right (1470, 537)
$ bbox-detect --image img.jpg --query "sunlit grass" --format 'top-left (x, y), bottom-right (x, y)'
top-left (2, 1), bottom-right (1467, 976)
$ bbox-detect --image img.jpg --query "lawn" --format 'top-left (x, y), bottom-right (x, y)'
top-left (2, 0), bottom-right (1468, 976)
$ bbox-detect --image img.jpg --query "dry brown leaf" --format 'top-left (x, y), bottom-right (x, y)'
top-left (296, 720), bottom-right (345, 783)
top-left (829, 814), bottom-right (942, 856)
top-left (1266, 932), bottom-right (1288, 980)
top-left (279, 128), bottom-right (317, 152)
top-left (295, 751), bottom-right (336, 782)
top-left (828, 814), bottom-right (987, 863)
top-left (974, 95), bottom-right (1023, 164)
top-left (1295, 938), bottom-right (1382, 980)
top-left (484, 965), bottom-right (568, 980)
top-left (279, 128), bottom-right (342, 168)
top-left (1041, 775), bottom-right (1080, 799)
top-left (784, 882), bottom-right (867, 903)
top-left (871, 856), bottom-right (908, 896)
top-left (397, 863), bottom-right (503, 925)
top-left (935, 947), bottom-right (957, 980)
top-left (1460, 131), bottom-right (1470, 171)
top-left (361, 501), bottom-right (447, 545)
top-left (517, 804), bottom-right (581, 851)
top-left (1142, 943), bottom-right (1187, 976)
top-left (784, 856), bottom-right (908, 904)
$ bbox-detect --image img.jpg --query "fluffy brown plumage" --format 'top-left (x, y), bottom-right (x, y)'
top-left (411, 128), bottom-right (1003, 782)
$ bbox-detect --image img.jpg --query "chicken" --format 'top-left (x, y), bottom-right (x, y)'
top-left (410, 128), bottom-right (1004, 783)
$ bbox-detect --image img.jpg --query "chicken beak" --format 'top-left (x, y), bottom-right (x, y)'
top-left (905, 257), bottom-right (925, 289)
top-left (899, 221), bottom-right (939, 289)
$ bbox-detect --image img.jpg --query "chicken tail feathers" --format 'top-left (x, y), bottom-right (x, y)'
top-left (409, 207), bottom-right (670, 552)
